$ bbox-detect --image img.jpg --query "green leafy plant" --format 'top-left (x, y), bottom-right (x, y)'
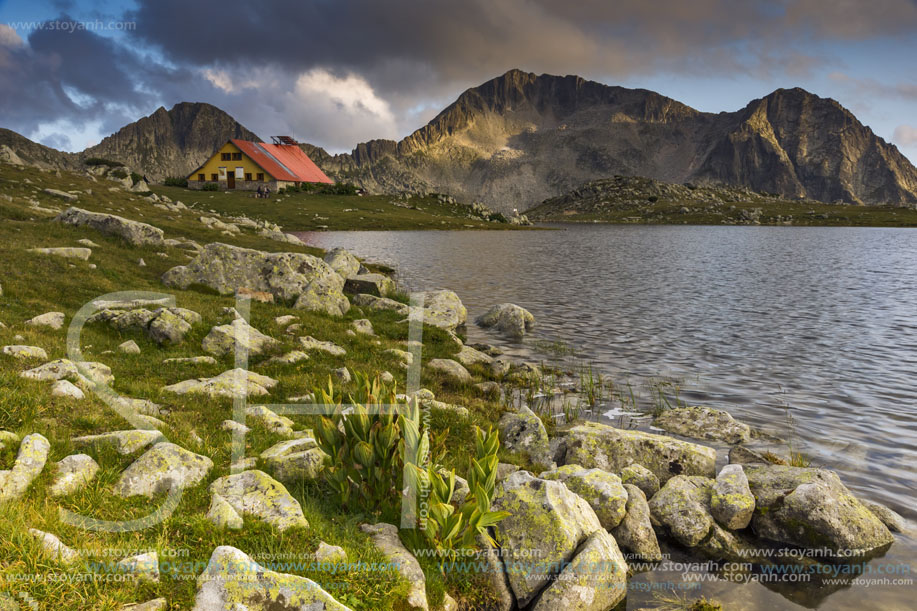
top-left (200, 183), bottom-right (219, 191)
top-left (164, 176), bottom-right (188, 187)
top-left (405, 427), bottom-right (510, 567)
top-left (83, 157), bottom-right (124, 167)
top-left (313, 374), bottom-right (409, 517)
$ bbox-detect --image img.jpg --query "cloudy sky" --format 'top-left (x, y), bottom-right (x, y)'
top-left (1, 0), bottom-right (916, 162)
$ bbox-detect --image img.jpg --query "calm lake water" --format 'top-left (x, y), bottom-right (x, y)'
top-left (297, 224), bottom-right (916, 610)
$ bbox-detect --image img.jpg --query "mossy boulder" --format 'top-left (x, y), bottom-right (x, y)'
top-left (163, 368), bottom-right (278, 399)
top-left (422, 289), bottom-right (467, 331)
top-left (530, 529), bottom-right (627, 611)
top-left (492, 470), bottom-right (602, 607)
top-left (72, 429), bottom-right (163, 456)
top-left (621, 463), bottom-right (660, 498)
top-left (564, 421), bottom-right (716, 483)
top-left (191, 546), bottom-right (351, 610)
top-left (48, 453), bottom-right (100, 497)
top-left (540, 464), bottom-right (628, 529)
top-left (476, 303), bottom-right (535, 338)
top-left (654, 406), bottom-right (751, 444)
top-left (323, 247), bottom-right (361, 278)
top-left (56, 207), bottom-right (165, 246)
top-left (743, 464), bottom-right (894, 555)
top-left (267, 447), bottom-right (327, 484)
top-left (0, 433), bottom-right (50, 503)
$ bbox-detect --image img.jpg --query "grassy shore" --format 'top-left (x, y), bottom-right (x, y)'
top-left (151, 184), bottom-right (525, 232)
top-left (0, 163), bottom-right (524, 609)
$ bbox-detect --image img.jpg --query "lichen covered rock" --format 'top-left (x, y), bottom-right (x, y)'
top-left (0, 433), bottom-right (51, 503)
top-left (191, 546), bottom-right (351, 610)
top-left (48, 453), bottom-right (100, 497)
top-left (163, 368), bottom-right (278, 399)
top-left (72, 430), bottom-right (164, 456)
top-left (710, 464), bottom-right (755, 530)
top-left (492, 470), bottom-right (603, 607)
top-left (426, 358), bottom-right (472, 384)
top-left (499, 406), bottom-right (553, 468)
top-left (113, 442), bottom-right (213, 498)
top-left (621, 463), bottom-right (660, 498)
top-left (56, 207), bottom-right (165, 246)
top-left (202, 318), bottom-right (279, 357)
top-left (540, 464), bottom-right (628, 529)
top-left (476, 303), bottom-right (535, 338)
top-left (564, 421), bottom-right (716, 483)
top-left (611, 484), bottom-right (662, 562)
top-left (654, 406), bottom-right (751, 444)
top-left (267, 448), bottom-right (327, 484)
top-left (208, 470), bottom-right (308, 531)
top-left (360, 523), bottom-right (428, 610)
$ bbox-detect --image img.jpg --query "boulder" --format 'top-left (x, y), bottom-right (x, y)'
top-left (263, 350), bottom-right (309, 366)
top-left (88, 307), bottom-right (200, 346)
top-left (729, 445), bottom-right (787, 465)
top-left (476, 303), bottom-right (535, 338)
top-left (455, 345), bottom-right (494, 367)
top-left (268, 448), bottom-right (327, 484)
top-left (0, 433), bottom-right (51, 503)
top-left (191, 546), bottom-right (351, 610)
top-left (654, 406), bottom-right (751, 444)
top-left (163, 356), bottom-right (217, 366)
top-left (710, 464), bottom-right (755, 530)
top-left (28, 528), bottom-right (80, 564)
top-left (861, 500), bottom-right (906, 533)
top-left (56, 207), bottom-right (165, 246)
top-left (260, 437), bottom-right (318, 460)
top-left (208, 470), bottom-right (308, 531)
top-left (25, 311), bottom-right (66, 329)
top-left (299, 335), bottom-right (347, 356)
top-left (21, 359), bottom-right (113, 386)
top-left (163, 368), bottom-right (278, 399)
top-left (2, 345), bottom-right (48, 360)
top-left (274, 314), bottom-right (298, 327)
top-left (492, 470), bottom-right (602, 607)
top-left (648, 475), bottom-right (716, 547)
top-left (207, 493), bottom-right (243, 529)
top-left (43, 188), bottom-right (78, 202)
top-left (162, 243), bottom-right (348, 316)
top-left (540, 465), bottom-right (628, 529)
top-left (323, 247), bottom-right (361, 278)
top-left (202, 318), bottom-right (279, 357)
top-left (498, 406), bottom-right (553, 468)
top-left (351, 293), bottom-right (410, 315)
top-left (743, 464), bottom-right (895, 555)
top-left (72, 430), bottom-right (164, 455)
top-left (314, 541), bottom-right (347, 563)
top-left (351, 319), bottom-right (375, 335)
top-left (421, 289), bottom-right (466, 330)
top-left (245, 405), bottom-right (295, 436)
top-left (28, 247), bottom-right (92, 261)
top-left (118, 340), bottom-right (141, 354)
top-left (426, 358), bottom-right (472, 383)
top-left (115, 552), bottom-right (159, 582)
top-left (360, 523), bottom-right (428, 610)
top-left (530, 529), bottom-right (627, 611)
top-left (385, 348), bottom-right (413, 367)
top-left (113, 442), bottom-right (213, 498)
top-left (344, 273), bottom-right (396, 297)
top-left (621, 463), bottom-right (660, 498)
top-left (564, 421), bottom-right (716, 483)
top-left (48, 453), bottom-right (100, 497)
top-left (611, 484), bottom-right (662, 562)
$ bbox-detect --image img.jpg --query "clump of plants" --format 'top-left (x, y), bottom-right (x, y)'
top-left (83, 157), bottom-right (124, 167)
top-left (164, 176), bottom-right (188, 187)
top-left (200, 183), bottom-right (219, 191)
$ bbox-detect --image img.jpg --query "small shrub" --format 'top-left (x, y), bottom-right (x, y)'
top-left (163, 177), bottom-right (188, 187)
top-left (109, 168), bottom-right (129, 179)
top-left (200, 183), bottom-right (219, 192)
top-left (648, 195), bottom-right (659, 203)
top-left (322, 182), bottom-right (358, 195)
top-left (130, 172), bottom-right (144, 186)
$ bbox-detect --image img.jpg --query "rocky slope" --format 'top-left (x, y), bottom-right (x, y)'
top-left (0, 128), bottom-right (78, 169)
top-left (305, 70), bottom-right (917, 212)
top-left (82, 102), bottom-right (260, 180)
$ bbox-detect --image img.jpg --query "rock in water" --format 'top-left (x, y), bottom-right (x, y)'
top-left (563, 421), bottom-right (716, 483)
top-left (531, 529), bottom-right (627, 611)
top-left (113, 442), bottom-right (213, 498)
top-left (191, 546), bottom-right (351, 610)
top-left (611, 484), bottom-right (662, 562)
top-left (540, 465), bottom-right (628, 529)
top-left (208, 470), bottom-right (308, 531)
top-left (0, 433), bottom-right (51, 503)
top-left (476, 303), bottom-right (535, 338)
top-left (743, 464), bottom-right (894, 555)
top-left (710, 464), bottom-right (755, 530)
top-left (55, 207), bottom-right (165, 246)
top-left (360, 523), bottom-right (428, 610)
top-left (654, 406), bottom-right (751, 444)
top-left (421, 289), bottom-right (466, 330)
top-left (162, 242), bottom-right (349, 316)
top-left (492, 470), bottom-right (602, 607)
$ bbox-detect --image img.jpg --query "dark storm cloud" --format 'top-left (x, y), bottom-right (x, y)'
top-left (129, 0), bottom-right (917, 98)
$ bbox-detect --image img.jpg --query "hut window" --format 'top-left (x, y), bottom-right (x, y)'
top-left (257, 173), bottom-right (264, 181)
top-left (245, 173), bottom-right (252, 181)
top-left (232, 152), bottom-right (242, 160)
top-left (221, 153), bottom-right (231, 161)
top-left (198, 174), bottom-right (205, 181)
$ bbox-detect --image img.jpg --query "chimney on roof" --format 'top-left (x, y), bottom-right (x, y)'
top-left (271, 136), bottom-right (299, 145)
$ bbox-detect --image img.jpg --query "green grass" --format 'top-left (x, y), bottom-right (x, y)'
top-left (528, 193), bottom-right (917, 227)
top-left (0, 162), bottom-right (518, 609)
top-left (151, 184), bottom-right (529, 232)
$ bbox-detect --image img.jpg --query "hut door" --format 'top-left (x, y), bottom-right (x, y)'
top-left (227, 174), bottom-right (235, 189)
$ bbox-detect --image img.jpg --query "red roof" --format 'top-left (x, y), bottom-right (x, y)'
top-left (231, 139), bottom-right (333, 183)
